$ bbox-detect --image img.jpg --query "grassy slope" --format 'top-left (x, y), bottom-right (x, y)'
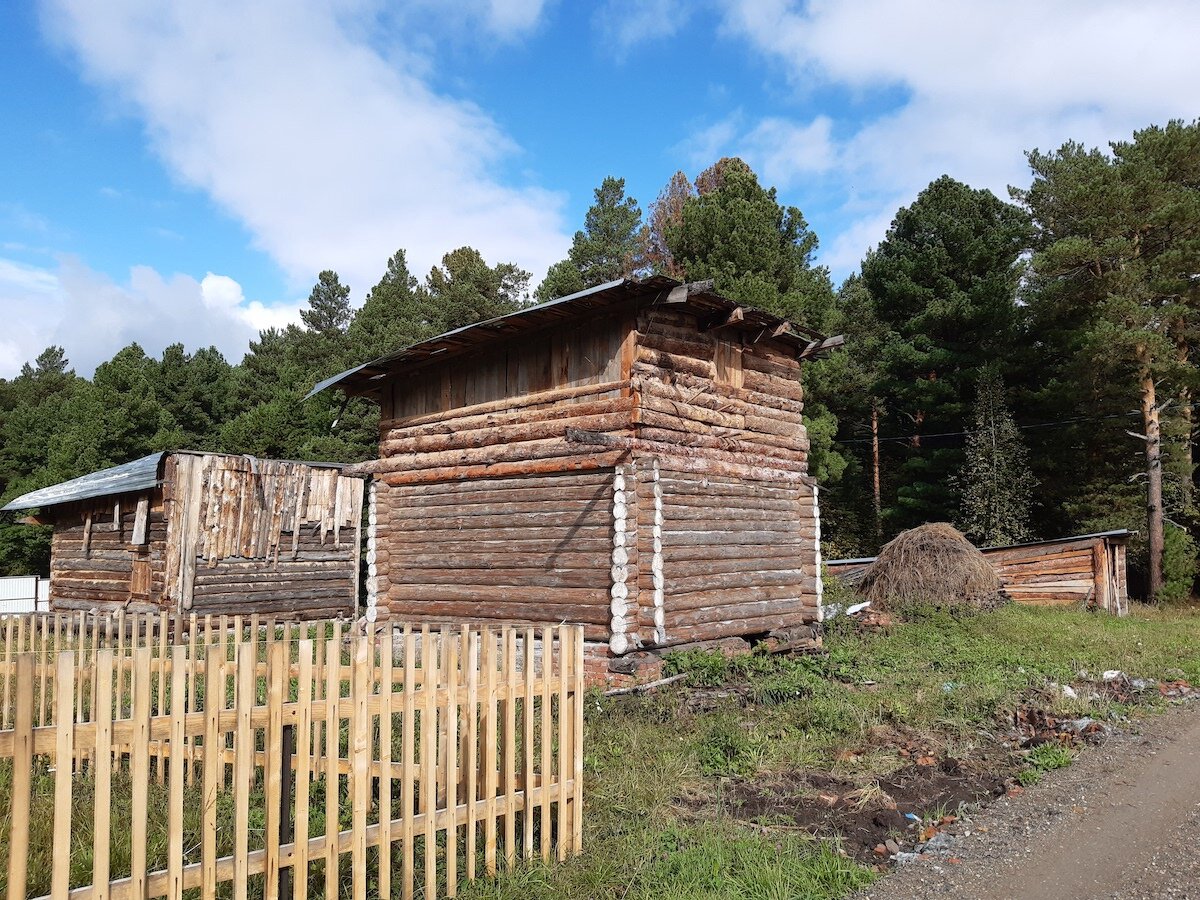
top-left (0, 605), bottom-right (1195, 899)
top-left (463, 603), bottom-right (1200, 899)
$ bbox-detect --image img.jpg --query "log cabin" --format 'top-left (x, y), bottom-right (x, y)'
top-left (827, 529), bottom-right (1131, 615)
top-left (2, 451), bottom-right (364, 619)
top-left (311, 277), bottom-right (843, 676)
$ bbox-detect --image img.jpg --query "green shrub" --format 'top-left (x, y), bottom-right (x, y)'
top-left (1027, 742), bottom-right (1074, 772)
top-left (663, 650), bottom-right (731, 687)
top-left (696, 718), bottom-right (761, 777)
top-left (1159, 522), bottom-right (1198, 604)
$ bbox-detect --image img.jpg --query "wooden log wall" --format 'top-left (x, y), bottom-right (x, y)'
top-left (631, 306), bottom-right (810, 473)
top-left (162, 454), bottom-right (363, 618)
top-left (374, 471), bottom-right (615, 639)
top-left (49, 492), bottom-right (166, 613)
top-left (364, 312), bottom-right (632, 486)
top-left (987, 536), bottom-right (1128, 613)
top-left (826, 534), bottom-right (1130, 615)
top-left (362, 296), bottom-right (825, 658)
top-left (647, 464), bottom-right (821, 646)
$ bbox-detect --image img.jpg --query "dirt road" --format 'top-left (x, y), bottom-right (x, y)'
top-left (855, 700), bottom-right (1200, 900)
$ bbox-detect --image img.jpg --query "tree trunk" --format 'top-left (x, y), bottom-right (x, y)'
top-left (1177, 337), bottom-right (1193, 512)
top-left (1139, 352), bottom-right (1164, 598)
top-left (871, 402), bottom-right (882, 542)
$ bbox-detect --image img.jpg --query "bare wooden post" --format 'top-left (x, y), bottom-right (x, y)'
top-left (323, 638), bottom-right (340, 900)
top-left (351, 636), bottom-right (371, 900)
top-left (422, 627), bottom-right (437, 900)
top-left (293, 639), bottom-right (315, 900)
top-left (130, 647), bottom-right (152, 900)
top-left (51, 651), bottom-right (76, 900)
top-left (401, 625), bottom-right (416, 900)
top-left (93, 649), bottom-right (115, 898)
top-left (265, 641), bottom-right (286, 900)
top-left (168, 645), bottom-right (187, 900)
top-left (7, 654), bottom-right (34, 900)
top-left (280, 722), bottom-right (296, 900)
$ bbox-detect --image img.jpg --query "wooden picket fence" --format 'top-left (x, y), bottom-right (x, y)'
top-left (0, 610), bottom-right (347, 732)
top-left (0, 621), bottom-right (585, 900)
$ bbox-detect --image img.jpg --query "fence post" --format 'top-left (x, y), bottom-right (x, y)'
top-left (557, 627), bottom-right (569, 862)
top-left (93, 649), bottom-right (115, 899)
top-left (573, 625), bottom-right (585, 855)
top-left (280, 722), bottom-right (295, 900)
top-left (351, 637), bottom-right (370, 900)
top-left (52, 651), bottom-right (76, 900)
top-left (233, 641), bottom-right (255, 900)
top-left (265, 641), bottom-right (286, 900)
top-left (323, 638), bottom-right (340, 900)
top-left (130, 648), bottom-right (153, 900)
top-left (293, 639), bottom-right (315, 900)
top-left (539, 626), bottom-right (552, 862)
top-left (7, 654), bottom-right (34, 900)
top-left (422, 627), bottom-right (437, 900)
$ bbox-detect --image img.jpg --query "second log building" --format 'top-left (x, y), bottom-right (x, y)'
top-left (313, 277), bottom-right (842, 674)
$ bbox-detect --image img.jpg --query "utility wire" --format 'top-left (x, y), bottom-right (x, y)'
top-left (832, 410), bottom-right (1141, 446)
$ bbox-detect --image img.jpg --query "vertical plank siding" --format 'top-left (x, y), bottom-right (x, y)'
top-left (42, 453), bottom-right (364, 621)
top-left (0, 620), bottom-right (585, 900)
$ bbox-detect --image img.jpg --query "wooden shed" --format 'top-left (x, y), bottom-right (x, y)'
top-left (2, 451), bottom-right (365, 619)
top-left (312, 277), bottom-right (842, 672)
top-left (827, 529), bottom-right (1131, 615)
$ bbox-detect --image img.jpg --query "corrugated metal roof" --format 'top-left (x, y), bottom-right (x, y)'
top-left (306, 276), bottom-right (838, 399)
top-left (2, 452), bottom-right (167, 511)
top-left (1, 450), bottom-right (360, 512)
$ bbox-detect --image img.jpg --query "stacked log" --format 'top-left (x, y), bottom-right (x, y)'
top-left (49, 495), bottom-right (167, 613)
top-left (650, 466), bottom-right (819, 647)
top-left (374, 471), bottom-right (613, 640)
top-left (825, 533), bottom-right (1130, 615)
top-left (366, 296), bottom-right (825, 658)
top-left (987, 537), bottom-right (1124, 611)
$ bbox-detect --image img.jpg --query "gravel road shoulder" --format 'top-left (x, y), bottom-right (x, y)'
top-left (851, 699), bottom-right (1200, 900)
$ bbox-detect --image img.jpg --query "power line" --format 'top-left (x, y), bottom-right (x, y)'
top-left (832, 410), bottom-right (1141, 446)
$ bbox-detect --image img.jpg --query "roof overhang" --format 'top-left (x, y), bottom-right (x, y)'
top-left (1, 452), bottom-right (168, 512)
top-left (306, 277), bottom-right (843, 400)
top-left (1, 450), bottom-right (359, 513)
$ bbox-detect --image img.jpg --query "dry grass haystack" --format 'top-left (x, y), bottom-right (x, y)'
top-left (858, 522), bottom-right (1007, 613)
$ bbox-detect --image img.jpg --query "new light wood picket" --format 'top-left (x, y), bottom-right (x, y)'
top-left (0, 621), bottom-right (584, 900)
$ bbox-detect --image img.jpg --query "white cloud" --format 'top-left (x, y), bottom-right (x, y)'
top-left (594, 0), bottom-right (690, 52)
top-left (711, 0), bottom-right (1200, 273)
top-left (0, 256), bottom-right (301, 378)
top-left (40, 0), bottom-right (569, 298)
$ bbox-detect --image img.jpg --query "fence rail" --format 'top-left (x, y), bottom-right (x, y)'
top-left (0, 621), bottom-right (585, 900)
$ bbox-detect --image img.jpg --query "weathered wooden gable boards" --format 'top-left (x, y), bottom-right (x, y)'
top-left (372, 470), bottom-right (613, 636)
top-left (162, 453), bottom-right (363, 618)
top-left (368, 310), bottom-right (631, 485)
top-left (48, 491), bottom-right (166, 613)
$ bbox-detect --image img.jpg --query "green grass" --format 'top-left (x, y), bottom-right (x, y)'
top-left (3, 604), bottom-right (1197, 899)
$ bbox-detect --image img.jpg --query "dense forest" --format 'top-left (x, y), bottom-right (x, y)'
top-left (3, 120), bottom-right (1198, 600)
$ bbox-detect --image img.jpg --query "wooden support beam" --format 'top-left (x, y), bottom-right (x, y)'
top-left (797, 334), bottom-right (846, 360)
top-left (701, 306), bottom-right (744, 332)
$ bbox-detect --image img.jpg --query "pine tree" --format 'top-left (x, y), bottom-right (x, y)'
top-left (300, 270), bottom-right (352, 335)
top-left (535, 176), bottom-right (643, 301)
top-left (956, 368), bottom-right (1036, 546)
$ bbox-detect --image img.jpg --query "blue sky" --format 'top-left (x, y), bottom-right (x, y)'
top-left (2, 0), bottom-right (1197, 377)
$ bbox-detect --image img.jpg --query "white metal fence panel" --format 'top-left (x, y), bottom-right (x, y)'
top-left (0, 576), bottom-right (48, 613)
